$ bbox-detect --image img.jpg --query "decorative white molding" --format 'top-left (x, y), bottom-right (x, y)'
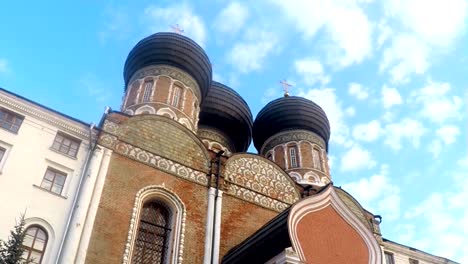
top-left (288, 186), bottom-right (382, 264)
top-left (24, 217), bottom-right (56, 264)
top-left (123, 185), bottom-right (186, 264)
top-left (135, 105), bottom-right (156, 115)
top-left (156, 107), bottom-right (177, 120)
top-left (224, 154), bottom-right (300, 212)
top-left (178, 117), bottom-right (193, 130)
top-left (0, 91), bottom-right (91, 139)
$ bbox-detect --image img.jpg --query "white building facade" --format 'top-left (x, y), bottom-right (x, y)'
top-left (0, 88), bottom-right (111, 264)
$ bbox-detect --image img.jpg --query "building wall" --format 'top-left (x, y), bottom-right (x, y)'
top-left (85, 153), bottom-right (210, 263)
top-left (0, 89), bottom-right (102, 264)
top-left (382, 240), bottom-right (459, 264)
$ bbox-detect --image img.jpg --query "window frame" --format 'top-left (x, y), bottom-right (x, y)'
top-left (384, 251), bottom-right (395, 264)
top-left (312, 147), bottom-right (323, 171)
top-left (142, 80), bottom-right (154, 102)
top-left (39, 167), bottom-right (67, 195)
top-left (22, 225), bottom-right (48, 264)
top-left (171, 85), bottom-right (182, 108)
top-left (289, 147), bottom-right (298, 168)
top-left (0, 107), bottom-right (24, 134)
top-left (50, 132), bottom-right (81, 158)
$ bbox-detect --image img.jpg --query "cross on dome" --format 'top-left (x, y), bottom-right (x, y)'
top-left (170, 24), bottom-right (184, 34)
top-left (280, 79), bottom-right (293, 97)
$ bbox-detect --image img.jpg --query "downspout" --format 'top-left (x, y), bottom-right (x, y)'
top-left (211, 150), bottom-right (224, 264)
top-left (55, 108), bottom-right (108, 263)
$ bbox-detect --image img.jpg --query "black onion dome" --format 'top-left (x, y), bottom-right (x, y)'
top-left (124, 32), bottom-right (212, 100)
top-left (198, 81), bottom-right (253, 152)
top-left (253, 96), bottom-right (330, 152)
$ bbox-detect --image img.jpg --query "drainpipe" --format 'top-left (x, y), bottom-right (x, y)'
top-left (211, 150), bottom-right (224, 264)
top-left (55, 108), bottom-right (109, 263)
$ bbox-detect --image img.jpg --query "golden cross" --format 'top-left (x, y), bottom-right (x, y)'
top-left (171, 24), bottom-right (184, 34)
top-left (280, 79), bottom-right (292, 97)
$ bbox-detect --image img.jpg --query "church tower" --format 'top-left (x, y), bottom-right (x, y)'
top-left (121, 32), bottom-right (212, 132)
top-left (252, 95), bottom-right (331, 189)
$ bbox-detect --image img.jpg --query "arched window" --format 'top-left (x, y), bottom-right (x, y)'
top-left (22, 226), bottom-right (48, 264)
top-left (142, 80), bottom-right (154, 102)
top-left (132, 201), bottom-right (172, 264)
top-left (313, 148), bottom-right (323, 171)
top-left (171, 85), bottom-right (182, 108)
top-left (289, 147), bottom-right (298, 168)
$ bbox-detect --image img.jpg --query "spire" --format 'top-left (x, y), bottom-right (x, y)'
top-left (170, 24), bottom-right (184, 34)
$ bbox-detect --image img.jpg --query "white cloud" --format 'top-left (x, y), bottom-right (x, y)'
top-left (381, 85), bottom-right (402, 108)
top-left (352, 120), bottom-right (382, 142)
top-left (301, 88), bottom-right (349, 145)
top-left (342, 164), bottom-right (401, 220)
top-left (436, 125), bottom-right (460, 144)
top-left (348, 83), bottom-right (368, 100)
top-left (294, 59), bottom-right (330, 85)
top-left (427, 139), bottom-right (442, 158)
top-left (98, 6), bottom-right (131, 44)
top-left (271, 0), bottom-right (373, 67)
top-left (228, 30), bottom-right (278, 73)
top-left (380, 34), bottom-right (430, 83)
top-left (345, 106), bottom-right (355, 117)
top-left (411, 81), bottom-right (463, 123)
top-left (340, 144), bottom-right (377, 171)
top-left (403, 157), bottom-right (468, 262)
top-left (0, 58), bottom-right (10, 73)
top-left (380, 0), bottom-right (467, 82)
top-left (384, 118), bottom-right (426, 150)
top-left (214, 2), bottom-right (249, 34)
top-left (144, 4), bottom-right (206, 47)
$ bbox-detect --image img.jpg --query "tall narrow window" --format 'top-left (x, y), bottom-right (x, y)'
top-left (313, 148), bottom-right (323, 171)
top-left (384, 252), bottom-right (395, 264)
top-left (142, 81), bottom-right (154, 102)
top-left (132, 201), bottom-right (171, 264)
top-left (289, 147), bottom-right (298, 168)
top-left (22, 226), bottom-right (48, 264)
top-left (0, 108), bottom-right (24, 133)
top-left (171, 85), bottom-right (182, 107)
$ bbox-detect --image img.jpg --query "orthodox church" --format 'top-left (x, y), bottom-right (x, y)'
top-left (0, 32), bottom-right (459, 264)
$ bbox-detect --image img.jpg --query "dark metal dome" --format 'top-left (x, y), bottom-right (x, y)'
top-left (123, 32), bottom-right (212, 101)
top-left (198, 81), bottom-right (253, 152)
top-left (253, 96), bottom-right (330, 152)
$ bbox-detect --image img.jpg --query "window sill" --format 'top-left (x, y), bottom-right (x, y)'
top-left (49, 147), bottom-right (78, 160)
top-left (0, 126), bottom-right (19, 134)
top-left (32, 184), bottom-right (67, 199)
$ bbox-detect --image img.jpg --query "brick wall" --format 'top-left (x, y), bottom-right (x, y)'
top-left (85, 154), bottom-right (209, 264)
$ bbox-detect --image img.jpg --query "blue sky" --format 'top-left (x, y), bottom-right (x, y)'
top-left (1, 1), bottom-right (467, 262)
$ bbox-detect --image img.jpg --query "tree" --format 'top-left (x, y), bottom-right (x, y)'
top-left (0, 214), bottom-right (29, 264)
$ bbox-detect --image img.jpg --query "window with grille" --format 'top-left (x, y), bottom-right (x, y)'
top-left (384, 252), bottom-right (395, 264)
top-left (313, 148), bottom-right (322, 171)
top-left (289, 147), bottom-right (298, 168)
top-left (142, 81), bottom-right (154, 102)
top-left (40, 167), bottom-right (67, 195)
top-left (51, 132), bottom-right (80, 157)
top-left (0, 108), bottom-right (24, 133)
top-left (22, 226), bottom-right (48, 264)
top-left (132, 201), bottom-right (172, 264)
top-left (171, 85), bottom-right (182, 107)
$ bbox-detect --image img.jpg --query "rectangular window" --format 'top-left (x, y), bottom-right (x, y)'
top-left (142, 81), bottom-right (153, 102)
top-left (51, 132), bottom-right (80, 157)
top-left (289, 147), bottom-right (298, 168)
top-left (0, 108), bottom-right (24, 133)
top-left (384, 252), bottom-right (395, 264)
top-left (409, 258), bottom-right (419, 264)
top-left (40, 167), bottom-right (67, 195)
top-left (172, 86), bottom-right (182, 107)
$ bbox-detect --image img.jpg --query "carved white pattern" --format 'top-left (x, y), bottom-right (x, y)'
top-left (99, 134), bottom-right (208, 186)
top-left (225, 155), bottom-right (300, 212)
top-left (122, 185), bottom-right (186, 264)
top-left (135, 105), bottom-right (156, 115)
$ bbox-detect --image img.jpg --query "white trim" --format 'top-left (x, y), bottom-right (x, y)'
top-left (288, 186), bottom-right (382, 264)
top-left (135, 105), bottom-right (156, 115)
top-left (0, 140), bottom-right (12, 174)
top-left (24, 217), bottom-right (55, 264)
top-left (156, 107), bottom-right (177, 120)
top-left (203, 188), bottom-right (216, 264)
top-left (178, 117), bottom-right (193, 130)
top-left (123, 185), bottom-right (186, 264)
top-left (212, 190), bottom-right (223, 263)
